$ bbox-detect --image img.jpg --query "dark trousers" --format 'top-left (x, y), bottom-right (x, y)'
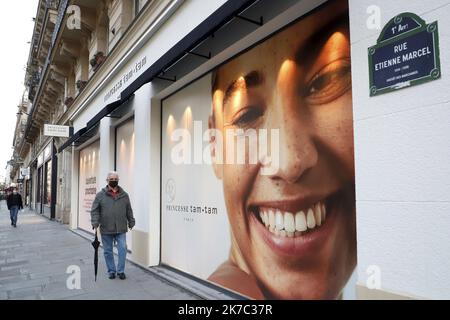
top-left (10, 206), bottom-right (19, 226)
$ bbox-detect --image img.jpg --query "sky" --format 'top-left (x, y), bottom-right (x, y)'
top-left (0, 1), bottom-right (39, 181)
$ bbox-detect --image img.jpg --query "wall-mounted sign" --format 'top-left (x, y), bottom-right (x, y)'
top-left (44, 124), bottom-right (72, 137)
top-left (368, 12), bottom-right (441, 96)
top-left (103, 55), bottom-right (147, 103)
top-left (20, 167), bottom-right (30, 177)
top-left (17, 179), bottom-right (24, 183)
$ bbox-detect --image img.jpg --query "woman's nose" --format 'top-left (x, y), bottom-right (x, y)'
top-left (267, 115), bottom-right (318, 184)
top-left (262, 60), bottom-right (318, 183)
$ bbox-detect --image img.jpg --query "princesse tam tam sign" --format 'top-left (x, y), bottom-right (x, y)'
top-left (368, 12), bottom-right (441, 96)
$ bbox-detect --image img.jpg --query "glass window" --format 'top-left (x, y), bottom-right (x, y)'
top-left (78, 141), bottom-right (100, 232)
top-left (44, 160), bottom-right (52, 205)
top-left (37, 167), bottom-right (42, 203)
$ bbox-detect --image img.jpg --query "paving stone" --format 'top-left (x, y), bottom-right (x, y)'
top-left (166, 292), bottom-right (198, 300)
top-left (7, 286), bottom-right (43, 299)
top-left (0, 277), bottom-right (49, 291)
top-left (0, 265), bottom-right (27, 272)
top-left (1, 260), bottom-right (29, 267)
top-left (0, 268), bottom-right (21, 278)
top-left (41, 288), bottom-right (87, 300)
top-left (68, 291), bottom-right (122, 300)
top-left (0, 275), bottom-right (28, 285)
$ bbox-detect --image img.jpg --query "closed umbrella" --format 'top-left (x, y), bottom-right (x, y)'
top-left (91, 228), bottom-right (100, 281)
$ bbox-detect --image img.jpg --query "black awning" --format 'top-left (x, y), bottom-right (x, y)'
top-left (120, 0), bottom-right (258, 99)
top-left (86, 98), bottom-right (123, 128)
top-left (58, 91), bottom-right (136, 153)
top-left (58, 97), bottom-right (125, 153)
top-left (58, 127), bottom-right (87, 153)
top-left (73, 124), bottom-right (99, 147)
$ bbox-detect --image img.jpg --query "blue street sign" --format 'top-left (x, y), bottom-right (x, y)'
top-left (368, 13), bottom-right (441, 96)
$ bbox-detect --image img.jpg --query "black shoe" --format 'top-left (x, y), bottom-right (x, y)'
top-left (118, 273), bottom-right (126, 280)
top-left (108, 273), bottom-right (116, 279)
top-left (13, 224), bottom-right (16, 228)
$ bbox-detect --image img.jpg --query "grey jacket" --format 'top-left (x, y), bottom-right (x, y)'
top-left (91, 186), bottom-right (135, 234)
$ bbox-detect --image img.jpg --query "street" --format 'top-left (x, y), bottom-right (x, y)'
top-left (0, 200), bottom-right (199, 300)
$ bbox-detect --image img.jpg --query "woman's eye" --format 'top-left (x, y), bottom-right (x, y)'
top-left (231, 107), bottom-right (263, 127)
top-left (304, 59), bottom-right (351, 105)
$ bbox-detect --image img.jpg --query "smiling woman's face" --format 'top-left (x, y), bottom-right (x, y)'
top-left (210, 2), bottom-right (356, 299)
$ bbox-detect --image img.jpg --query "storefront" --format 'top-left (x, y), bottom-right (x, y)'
top-left (55, 146), bottom-right (72, 224)
top-left (77, 140), bottom-right (100, 232)
top-left (25, 179), bottom-right (31, 206)
top-left (158, 0), bottom-right (359, 300)
top-left (59, 0), bottom-right (450, 300)
top-left (20, 167), bottom-right (32, 206)
top-left (34, 141), bottom-right (57, 219)
top-left (60, 0), bottom-right (356, 299)
top-left (74, 117), bottom-right (136, 249)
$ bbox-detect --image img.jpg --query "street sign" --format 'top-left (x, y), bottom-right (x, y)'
top-left (44, 124), bottom-right (72, 137)
top-left (368, 12), bottom-right (441, 96)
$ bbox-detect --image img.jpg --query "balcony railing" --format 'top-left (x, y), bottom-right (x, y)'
top-left (51, 0), bottom-right (67, 48)
top-left (22, 0), bottom-right (69, 148)
top-left (46, 0), bottom-right (60, 10)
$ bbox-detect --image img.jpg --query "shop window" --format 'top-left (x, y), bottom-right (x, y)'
top-left (160, 0), bottom-right (354, 300)
top-left (37, 167), bottom-right (42, 204)
top-left (78, 141), bottom-right (100, 232)
top-left (44, 160), bottom-right (52, 205)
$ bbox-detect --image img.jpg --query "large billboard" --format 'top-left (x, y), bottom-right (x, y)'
top-left (161, 0), bottom-right (355, 299)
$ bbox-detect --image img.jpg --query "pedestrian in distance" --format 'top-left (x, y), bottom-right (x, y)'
top-left (7, 185), bottom-right (23, 228)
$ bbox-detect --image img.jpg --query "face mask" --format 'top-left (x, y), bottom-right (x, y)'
top-left (13, 191), bottom-right (17, 194)
top-left (108, 181), bottom-right (118, 188)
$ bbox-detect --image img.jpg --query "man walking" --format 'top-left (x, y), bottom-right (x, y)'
top-left (91, 171), bottom-right (135, 280)
top-left (7, 184), bottom-right (23, 228)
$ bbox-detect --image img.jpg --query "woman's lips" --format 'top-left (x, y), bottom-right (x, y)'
top-left (249, 198), bottom-right (336, 257)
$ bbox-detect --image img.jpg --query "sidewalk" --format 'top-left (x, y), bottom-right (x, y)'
top-left (0, 200), bottom-right (200, 300)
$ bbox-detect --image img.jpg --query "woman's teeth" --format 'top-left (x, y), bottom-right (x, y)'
top-left (258, 202), bottom-right (327, 237)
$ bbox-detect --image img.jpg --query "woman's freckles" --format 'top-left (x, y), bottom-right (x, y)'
top-left (208, 0), bottom-right (355, 300)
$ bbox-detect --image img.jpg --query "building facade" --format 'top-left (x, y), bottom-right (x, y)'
top-left (10, 0), bottom-right (450, 300)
